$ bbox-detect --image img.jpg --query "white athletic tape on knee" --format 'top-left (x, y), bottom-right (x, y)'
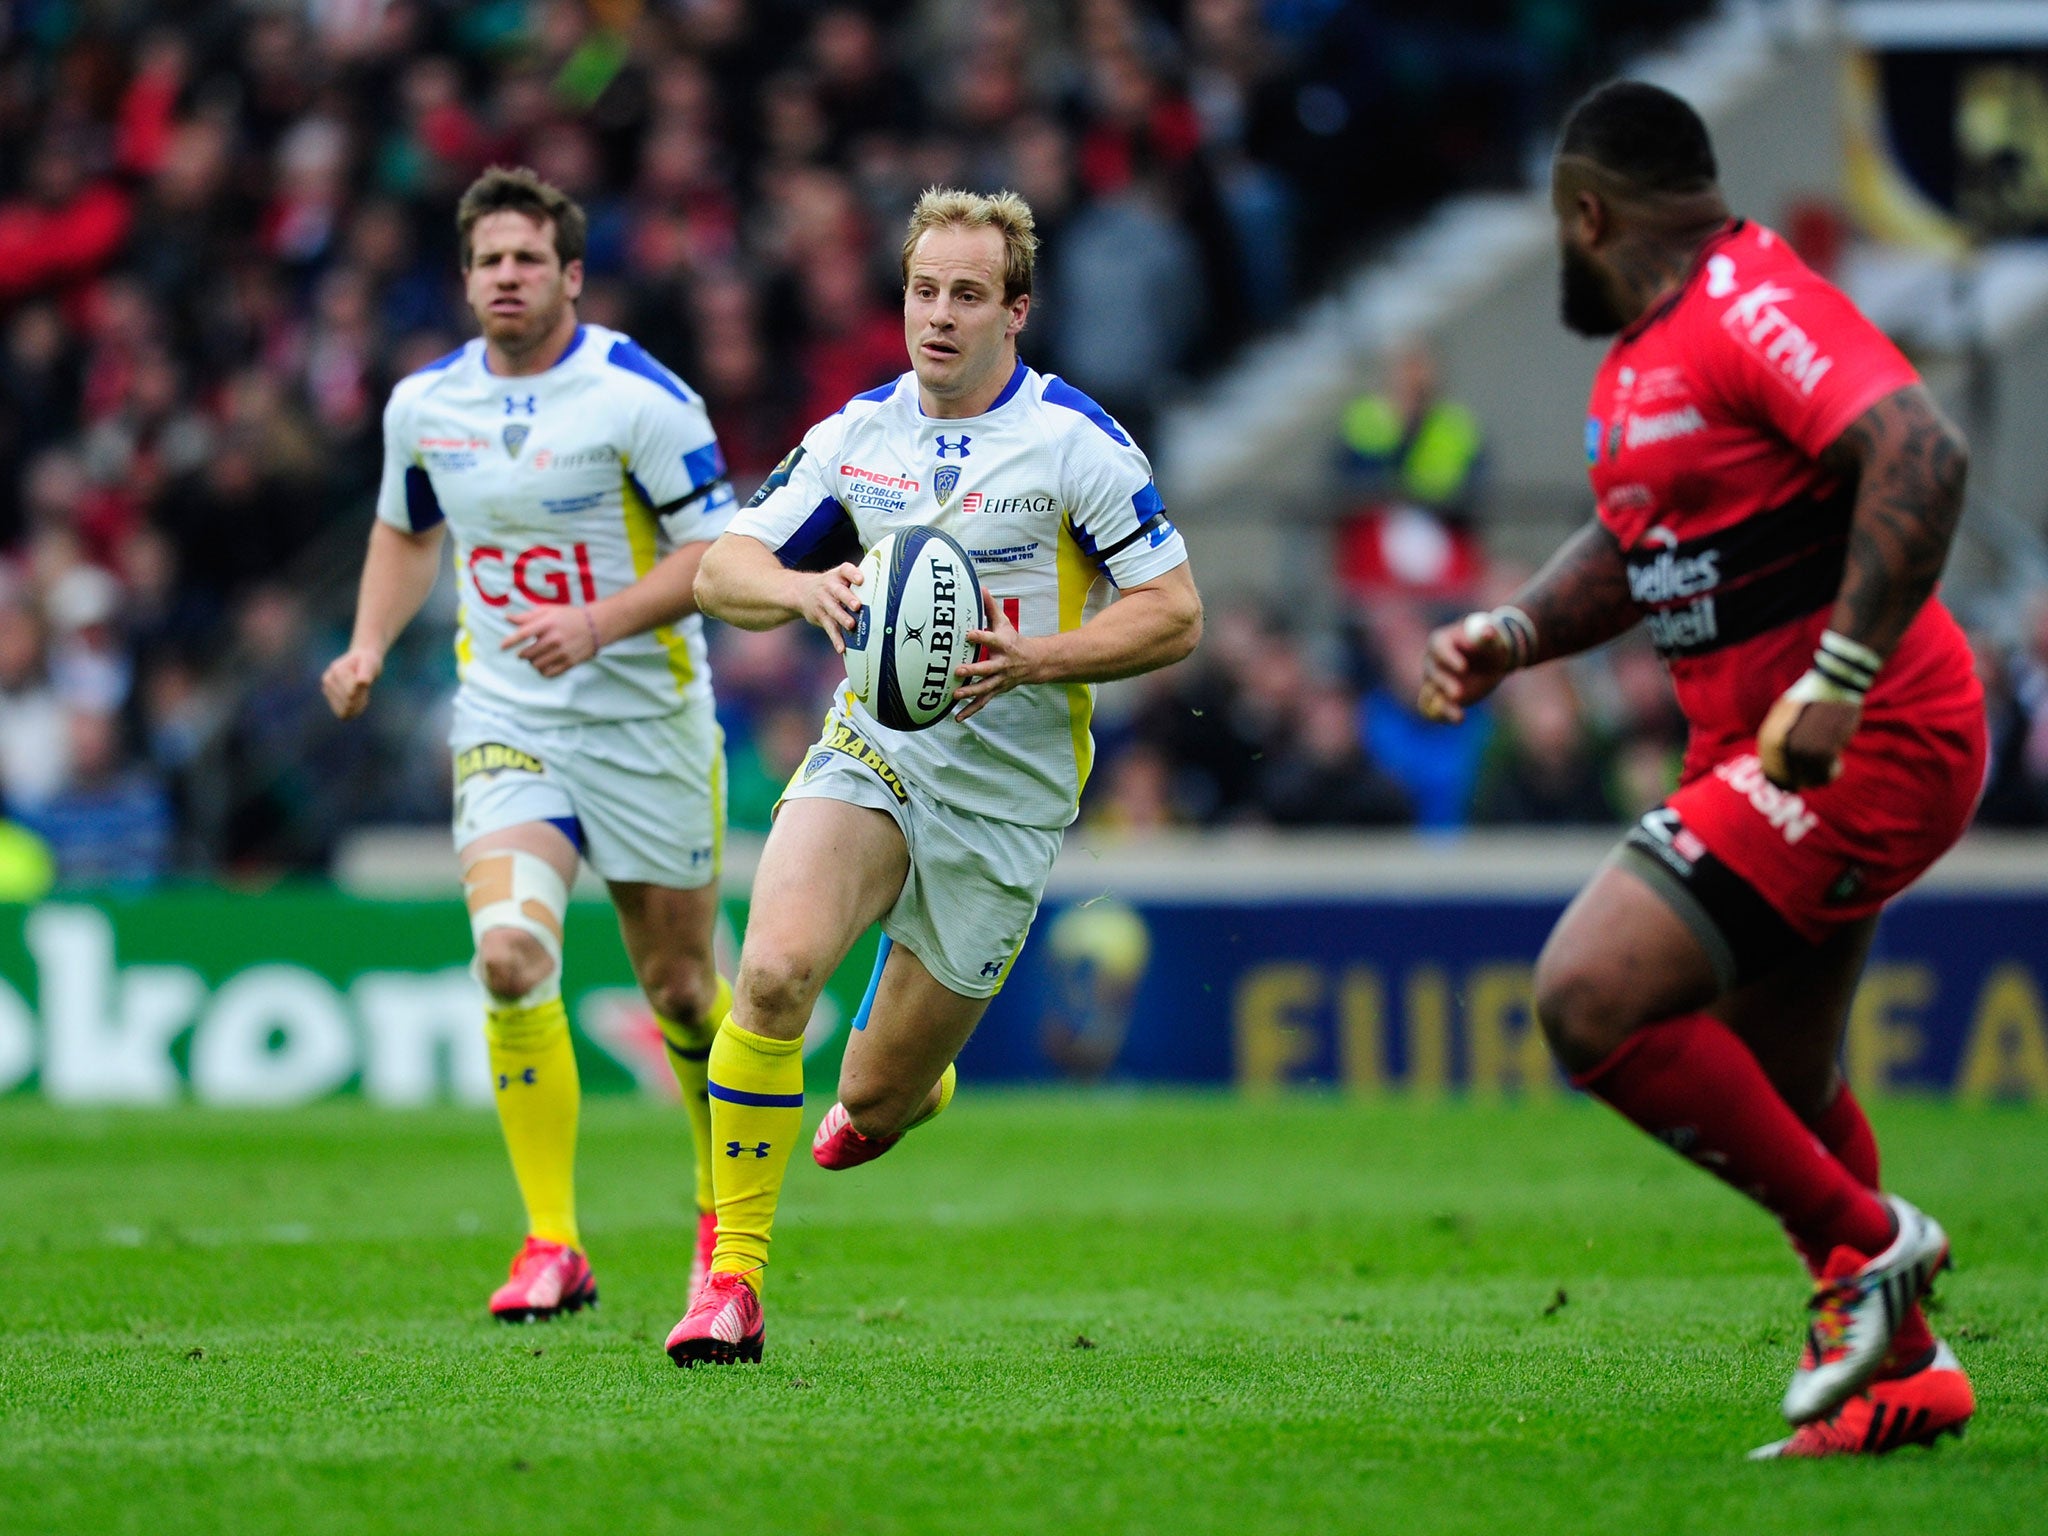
top-left (464, 850), bottom-right (569, 1006)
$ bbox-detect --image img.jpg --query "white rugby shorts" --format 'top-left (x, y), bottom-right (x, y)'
top-left (777, 709), bottom-right (1058, 999)
top-left (450, 692), bottom-right (725, 888)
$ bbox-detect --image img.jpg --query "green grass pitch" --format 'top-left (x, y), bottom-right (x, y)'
top-left (0, 1094), bottom-right (2043, 1535)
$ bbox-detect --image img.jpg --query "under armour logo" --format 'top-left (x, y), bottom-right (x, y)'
top-left (934, 434), bottom-right (971, 458)
top-left (505, 395), bottom-right (538, 415)
top-left (725, 1140), bottom-right (772, 1159)
top-left (980, 959), bottom-right (1005, 977)
top-left (497, 1067), bottom-right (539, 1090)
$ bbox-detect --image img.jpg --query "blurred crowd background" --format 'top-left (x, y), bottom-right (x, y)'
top-left (3, 0), bottom-right (2043, 891)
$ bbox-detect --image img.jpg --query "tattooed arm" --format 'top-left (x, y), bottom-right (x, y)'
top-left (1757, 384), bottom-right (1969, 786)
top-left (1417, 519), bottom-right (1637, 723)
top-left (1819, 384), bottom-right (1969, 657)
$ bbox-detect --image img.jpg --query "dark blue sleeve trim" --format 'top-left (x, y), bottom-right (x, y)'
top-left (605, 336), bottom-right (697, 406)
top-left (1042, 376), bottom-right (1131, 446)
top-left (403, 465), bottom-right (444, 531)
top-left (775, 496), bottom-right (855, 568)
top-left (836, 375), bottom-right (904, 414)
top-left (683, 441), bottom-right (727, 488)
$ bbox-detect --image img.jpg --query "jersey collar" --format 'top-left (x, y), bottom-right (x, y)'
top-left (1618, 219), bottom-right (1745, 343)
top-left (481, 323), bottom-right (587, 377)
top-left (917, 356), bottom-right (1027, 419)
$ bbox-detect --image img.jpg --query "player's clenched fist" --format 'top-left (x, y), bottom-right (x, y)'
top-left (321, 646), bottom-right (383, 719)
top-left (1417, 610), bottom-right (1528, 724)
top-left (503, 603), bottom-right (603, 678)
top-left (798, 563), bottom-right (864, 655)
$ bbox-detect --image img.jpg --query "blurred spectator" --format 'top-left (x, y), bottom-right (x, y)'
top-left (1048, 175), bottom-right (1205, 442)
top-left (1358, 599), bottom-right (1493, 830)
top-left (15, 707), bottom-right (172, 890)
top-left (1472, 668), bottom-right (1613, 825)
top-left (0, 2), bottom-right (1723, 871)
top-left (1256, 679), bottom-right (1411, 826)
top-left (1336, 342), bottom-right (1485, 603)
top-left (1976, 608), bottom-right (2048, 826)
top-left (45, 565), bottom-right (132, 715)
top-left (0, 597), bottom-right (71, 814)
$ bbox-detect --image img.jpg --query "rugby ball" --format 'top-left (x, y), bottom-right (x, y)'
top-left (844, 526), bottom-right (985, 731)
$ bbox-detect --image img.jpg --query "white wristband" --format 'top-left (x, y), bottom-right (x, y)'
top-left (1812, 629), bottom-right (1880, 698)
top-left (1462, 606), bottom-right (1535, 669)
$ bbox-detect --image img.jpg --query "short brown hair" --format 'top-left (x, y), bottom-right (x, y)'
top-left (456, 166), bottom-right (588, 270)
top-left (899, 187), bottom-right (1037, 303)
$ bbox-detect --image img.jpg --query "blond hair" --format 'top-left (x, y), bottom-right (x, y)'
top-left (899, 187), bottom-right (1037, 302)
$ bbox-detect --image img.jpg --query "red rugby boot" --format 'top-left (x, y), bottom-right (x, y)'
top-left (812, 1101), bottom-right (901, 1170)
top-left (686, 1209), bottom-right (718, 1306)
top-left (666, 1271), bottom-right (764, 1367)
top-left (1752, 1341), bottom-right (1973, 1458)
top-left (1783, 1195), bottom-right (1950, 1424)
top-left (488, 1237), bottom-right (597, 1323)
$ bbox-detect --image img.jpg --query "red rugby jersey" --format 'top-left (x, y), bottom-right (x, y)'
top-left (1585, 219), bottom-right (1979, 779)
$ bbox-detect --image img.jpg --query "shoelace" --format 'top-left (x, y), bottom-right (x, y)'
top-left (1807, 1278), bottom-right (1859, 1357)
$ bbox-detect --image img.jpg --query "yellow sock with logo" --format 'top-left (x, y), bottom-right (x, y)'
top-left (707, 1018), bottom-right (804, 1292)
top-left (484, 995), bottom-right (581, 1248)
top-left (657, 974), bottom-right (731, 1214)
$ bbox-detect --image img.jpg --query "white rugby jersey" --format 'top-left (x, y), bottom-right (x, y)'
top-left (727, 360), bottom-right (1189, 829)
top-left (374, 323), bottom-right (737, 726)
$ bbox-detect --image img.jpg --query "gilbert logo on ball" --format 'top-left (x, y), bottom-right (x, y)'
top-left (844, 526), bottom-right (985, 731)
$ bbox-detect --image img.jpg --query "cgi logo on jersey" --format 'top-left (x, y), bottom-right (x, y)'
top-left (468, 543), bottom-right (599, 607)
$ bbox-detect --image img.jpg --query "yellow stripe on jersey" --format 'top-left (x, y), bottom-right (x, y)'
top-left (1054, 522), bottom-right (1099, 803)
top-left (453, 542), bottom-right (474, 677)
top-left (620, 470), bottom-right (695, 694)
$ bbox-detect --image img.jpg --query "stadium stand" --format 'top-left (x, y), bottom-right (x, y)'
top-left (11, 0), bottom-right (2044, 883)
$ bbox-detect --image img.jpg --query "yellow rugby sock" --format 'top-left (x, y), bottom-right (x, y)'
top-left (707, 1019), bottom-right (803, 1292)
top-left (657, 974), bottom-right (731, 1215)
top-left (485, 995), bottom-right (580, 1248)
top-left (904, 1062), bottom-right (957, 1132)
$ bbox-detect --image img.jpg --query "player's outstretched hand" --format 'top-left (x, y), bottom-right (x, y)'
top-left (954, 596), bottom-right (1037, 721)
top-left (321, 646), bottom-right (383, 720)
top-left (799, 563), bottom-right (864, 655)
top-left (504, 604), bottom-right (603, 677)
top-left (1758, 688), bottom-right (1859, 789)
top-left (1417, 613), bottom-right (1515, 724)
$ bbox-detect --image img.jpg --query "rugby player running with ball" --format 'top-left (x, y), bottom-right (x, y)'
top-left (671, 188), bottom-right (1202, 1365)
top-left (323, 168), bottom-right (740, 1324)
top-left (1420, 83), bottom-right (1984, 1457)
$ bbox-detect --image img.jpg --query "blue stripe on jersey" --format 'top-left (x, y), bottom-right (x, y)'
top-left (1042, 376), bottom-right (1131, 446)
top-left (837, 376), bottom-right (902, 414)
top-left (1132, 480), bottom-right (1166, 521)
top-left (683, 441), bottom-right (727, 489)
top-left (988, 358), bottom-right (1028, 412)
top-left (776, 496), bottom-right (856, 568)
top-left (403, 466), bottom-right (445, 530)
top-left (605, 336), bottom-right (697, 405)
